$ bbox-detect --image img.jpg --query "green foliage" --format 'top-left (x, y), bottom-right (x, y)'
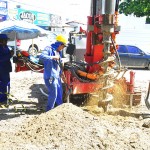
top-left (119, 0), bottom-right (150, 23)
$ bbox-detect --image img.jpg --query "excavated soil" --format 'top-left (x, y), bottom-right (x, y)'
top-left (0, 70), bottom-right (150, 150)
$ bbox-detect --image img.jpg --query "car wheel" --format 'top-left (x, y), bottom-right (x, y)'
top-left (148, 63), bottom-right (150, 70)
top-left (28, 45), bottom-right (38, 56)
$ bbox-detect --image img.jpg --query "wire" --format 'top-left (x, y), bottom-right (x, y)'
top-left (111, 35), bottom-right (122, 70)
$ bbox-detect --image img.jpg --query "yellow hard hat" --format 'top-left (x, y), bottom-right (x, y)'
top-left (56, 34), bottom-right (67, 45)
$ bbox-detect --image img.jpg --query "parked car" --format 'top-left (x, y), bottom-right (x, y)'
top-left (116, 45), bottom-right (150, 70)
top-left (7, 31), bottom-right (57, 56)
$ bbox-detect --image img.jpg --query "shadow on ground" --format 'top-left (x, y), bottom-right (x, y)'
top-left (0, 83), bottom-right (48, 121)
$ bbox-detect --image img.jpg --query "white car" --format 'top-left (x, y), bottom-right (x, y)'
top-left (8, 31), bottom-right (57, 56)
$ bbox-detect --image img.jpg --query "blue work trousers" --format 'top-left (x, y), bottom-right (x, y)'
top-left (0, 73), bottom-right (10, 102)
top-left (44, 77), bottom-right (63, 111)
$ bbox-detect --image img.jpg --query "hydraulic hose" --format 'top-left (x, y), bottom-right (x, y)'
top-left (70, 58), bottom-right (105, 66)
top-left (65, 63), bottom-right (97, 83)
top-left (18, 56), bottom-right (44, 72)
top-left (70, 65), bottom-right (92, 83)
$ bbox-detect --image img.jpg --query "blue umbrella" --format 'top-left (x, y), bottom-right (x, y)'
top-left (0, 20), bottom-right (48, 55)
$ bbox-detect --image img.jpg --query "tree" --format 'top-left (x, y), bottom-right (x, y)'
top-left (119, 0), bottom-right (150, 23)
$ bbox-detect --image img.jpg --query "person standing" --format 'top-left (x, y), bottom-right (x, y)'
top-left (39, 35), bottom-right (67, 111)
top-left (0, 34), bottom-right (14, 103)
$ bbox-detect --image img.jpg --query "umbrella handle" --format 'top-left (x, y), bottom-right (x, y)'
top-left (14, 33), bottom-right (17, 56)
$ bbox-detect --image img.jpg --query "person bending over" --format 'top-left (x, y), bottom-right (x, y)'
top-left (39, 35), bottom-right (67, 111)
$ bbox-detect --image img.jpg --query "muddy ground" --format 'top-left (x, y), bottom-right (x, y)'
top-left (0, 70), bottom-right (150, 150)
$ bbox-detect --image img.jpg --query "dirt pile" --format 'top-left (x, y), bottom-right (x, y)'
top-left (1, 104), bottom-right (106, 150)
top-left (1, 103), bottom-right (150, 150)
top-left (0, 70), bottom-right (150, 150)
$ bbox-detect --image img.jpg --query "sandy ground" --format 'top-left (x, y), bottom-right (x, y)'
top-left (0, 69), bottom-right (150, 150)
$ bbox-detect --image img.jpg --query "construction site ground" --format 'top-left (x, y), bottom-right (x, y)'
top-left (0, 69), bottom-right (150, 150)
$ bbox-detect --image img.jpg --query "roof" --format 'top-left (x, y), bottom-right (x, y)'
top-left (65, 21), bottom-right (86, 27)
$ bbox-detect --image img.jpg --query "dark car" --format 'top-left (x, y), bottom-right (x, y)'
top-left (116, 45), bottom-right (150, 70)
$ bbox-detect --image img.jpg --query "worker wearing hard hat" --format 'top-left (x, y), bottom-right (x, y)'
top-left (39, 34), bottom-right (67, 111)
top-left (0, 34), bottom-right (14, 103)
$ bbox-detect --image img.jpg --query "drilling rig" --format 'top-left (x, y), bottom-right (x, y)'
top-left (63, 0), bottom-right (130, 111)
top-left (14, 0), bottom-right (142, 111)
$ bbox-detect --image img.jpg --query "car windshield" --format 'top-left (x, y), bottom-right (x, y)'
top-left (127, 46), bottom-right (140, 53)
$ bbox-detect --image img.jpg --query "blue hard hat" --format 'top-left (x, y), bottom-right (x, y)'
top-left (0, 34), bottom-right (9, 39)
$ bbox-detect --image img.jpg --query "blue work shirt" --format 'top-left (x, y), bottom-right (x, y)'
top-left (0, 45), bottom-right (12, 74)
top-left (39, 46), bottom-right (62, 79)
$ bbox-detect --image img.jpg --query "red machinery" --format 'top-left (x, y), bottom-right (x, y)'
top-left (14, 50), bottom-right (44, 73)
top-left (63, 0), bottom-right (132, 111)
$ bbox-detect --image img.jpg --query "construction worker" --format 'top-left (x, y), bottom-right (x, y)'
top-left (39, 34), bottom-right (67, 111)
top-left (0, 34), bottom-right (14, 103)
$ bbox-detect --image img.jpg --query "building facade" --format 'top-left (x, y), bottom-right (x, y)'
top-left (0, 1), bottom-right (64, 32)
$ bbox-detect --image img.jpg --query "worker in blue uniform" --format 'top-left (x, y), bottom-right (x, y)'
top-left (39, 35), bottom-right (67, 111)
top-left (0, 34), bottom-right (14, 103)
